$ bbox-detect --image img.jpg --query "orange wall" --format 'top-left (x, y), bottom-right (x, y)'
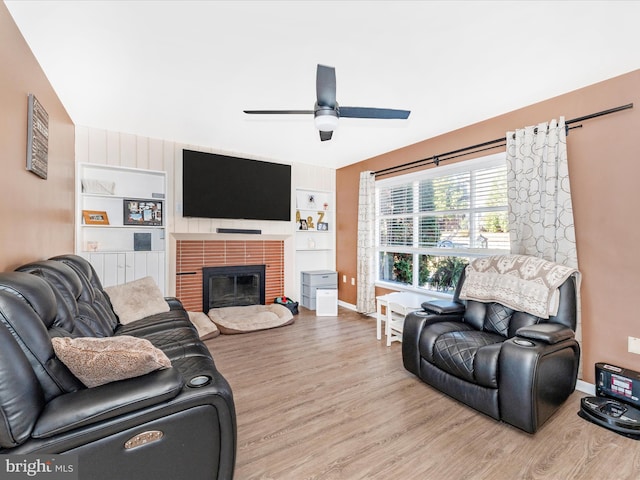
top-left (0, 3), bottom-right (75, 270)
top-left (337, 69), bottom-right (640, 384)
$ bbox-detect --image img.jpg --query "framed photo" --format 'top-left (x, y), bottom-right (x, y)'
top-left (317, 222), bottom-right (328, 231)
top-left (82, 210), bottom-right (109, 225)
top-left (123, 199), bottom-right (163, 226)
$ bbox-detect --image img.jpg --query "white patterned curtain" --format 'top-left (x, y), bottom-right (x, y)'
top-left (506, 117), bottom-right (582, 374)
top-left (506, 117), bottom-right (577, 266)
top-left (356, 171), bottom-right (376, 313)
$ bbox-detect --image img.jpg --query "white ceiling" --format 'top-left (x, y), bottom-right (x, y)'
top-left (6, 0), bottom-right (640, 169)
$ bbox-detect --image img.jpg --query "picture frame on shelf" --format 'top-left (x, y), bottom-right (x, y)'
top-left (86, 241), bottom-right (100, 251)
top-left (306, 194), bottom-right (316, 209)
top-left (317, 222), bottom-right (329, 231)
top-left (123, 199), bottom-right (163, 226)
top-left (82, 210), bottom-right (109, 225)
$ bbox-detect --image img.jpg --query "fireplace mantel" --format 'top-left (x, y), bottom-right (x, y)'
top-left (172, 232), bottom-right (291, 242)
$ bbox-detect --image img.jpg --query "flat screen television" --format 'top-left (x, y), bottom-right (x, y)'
top-left (182, 149), bottom-right (291, 221)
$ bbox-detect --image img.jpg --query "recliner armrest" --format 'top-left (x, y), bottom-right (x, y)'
top-left (32, 368), bottom-right (184, 438)
top-left (515, 323), bottom-right (575, 345)
top-left (402, 310), bottom-right (464, 376)
top-left (420, 299), bottom-right (465, 315)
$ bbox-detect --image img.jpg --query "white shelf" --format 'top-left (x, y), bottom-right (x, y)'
top-left (82, 224), bottom-right (165, 229)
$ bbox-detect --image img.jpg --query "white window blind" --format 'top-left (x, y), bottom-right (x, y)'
top-left (376, 154), bottom-right (508, 294)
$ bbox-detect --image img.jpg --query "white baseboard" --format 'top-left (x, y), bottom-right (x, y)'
top-left (576, 379), bottom-right (595, 395)
top-left (338, 300), bottom-right (357, 311)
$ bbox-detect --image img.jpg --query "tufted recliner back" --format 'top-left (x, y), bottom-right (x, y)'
top-left (0, 278), bottom-right (84, 402)
top-left (0, 317), bottom-right (44, 448)
top-left (16, 260), bottom-right (116, 337)
top-left (50, 255), bottom-right (120, 332)
top-left (451, 268), bottom-right (577, 338)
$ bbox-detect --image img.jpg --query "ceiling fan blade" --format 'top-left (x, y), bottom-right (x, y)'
top-left (244, 110), bottom-right (314, 115)
top-left (319, 130), bottom-right (333, 141)
top-left (339, 106), bottom-right (411, 119)
top-left (316, 64), bottom-right (337, 108)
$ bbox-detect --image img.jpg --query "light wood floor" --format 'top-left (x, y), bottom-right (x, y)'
top-left (205, 307), bottom-right (640, 480)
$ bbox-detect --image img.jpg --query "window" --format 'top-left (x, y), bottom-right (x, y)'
top-left (376, 154), bottom-right (508, 295)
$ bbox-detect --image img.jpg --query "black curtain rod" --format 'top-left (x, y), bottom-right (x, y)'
top-left (374, 103), bottom-right (633, 177)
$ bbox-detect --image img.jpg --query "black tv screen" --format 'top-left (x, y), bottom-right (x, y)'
top-left (182, 149), bottom-right (291, 221)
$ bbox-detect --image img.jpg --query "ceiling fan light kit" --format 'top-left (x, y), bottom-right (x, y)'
top-left (244, 64), bottom-right (410, 142)
top-left (314, 109), bottom-right (339, 132)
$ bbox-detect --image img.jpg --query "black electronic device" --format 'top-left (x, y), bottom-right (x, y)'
top-left (579, 363), bottom-right (640, 439)
top-left (182, 149), bottom-right (291, 222)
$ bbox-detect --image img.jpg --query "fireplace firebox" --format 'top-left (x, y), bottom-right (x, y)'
top-left (202, 265), bottom-right (266, 312)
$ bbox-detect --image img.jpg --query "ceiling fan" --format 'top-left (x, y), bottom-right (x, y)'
top-left (243, 64), bottom-right (411, 141)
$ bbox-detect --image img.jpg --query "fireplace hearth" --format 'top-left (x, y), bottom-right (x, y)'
top-left (202, 265), bottom-right (266, 312)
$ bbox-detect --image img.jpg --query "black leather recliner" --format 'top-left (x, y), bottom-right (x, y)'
top-left (402, 263), bottom-right (580, 433)
top-left (0, 255), bottom-right (236, 479)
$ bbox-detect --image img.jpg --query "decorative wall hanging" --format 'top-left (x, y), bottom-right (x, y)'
top-left (26, 93), bottom-right (49, 179)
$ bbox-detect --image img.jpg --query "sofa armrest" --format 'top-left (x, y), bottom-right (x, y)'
top-left (32, 368), bottom-right (184, 438)
top-left (516, 323), bottom-right (575, 345)
top-left (164, 297), bottom-right (184, 311)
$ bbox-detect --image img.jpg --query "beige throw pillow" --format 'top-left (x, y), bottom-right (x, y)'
top-left (104, 276), bottom-right (169, 324)
top-left (52, 336), bottom-right (171, 388)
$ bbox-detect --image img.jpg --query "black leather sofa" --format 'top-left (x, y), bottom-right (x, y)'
top-left (0, 254), bottom-right (236, 479)
top-left (402, 265), bottom-right (580, 434)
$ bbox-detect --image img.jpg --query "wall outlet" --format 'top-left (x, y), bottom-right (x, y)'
top-left (351, 278), bottom-right (355, 286)
top-left (342, 274), bottom-right (347, 283)
top-left (628, 336), bottom-right (640, 355)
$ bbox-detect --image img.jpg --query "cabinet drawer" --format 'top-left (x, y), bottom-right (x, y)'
top-left (301, 270), bottom-right (337, 287)
top-left (301, 294), bottom-right (316, 310)
top-left (303, 284), bottom-right (337, 297)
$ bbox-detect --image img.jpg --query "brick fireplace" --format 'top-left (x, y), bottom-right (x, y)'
top-left (175, 239), bottom-right (284, 312)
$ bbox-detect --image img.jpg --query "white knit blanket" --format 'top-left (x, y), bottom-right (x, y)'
top-left (459, 255), bottom-right (579, 319)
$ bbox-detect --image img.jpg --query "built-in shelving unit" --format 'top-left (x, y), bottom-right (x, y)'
top-left (295, 189), bottom-right (333, 251)
top-left (76, 163), bottom-right (168, 293)
top-left (294, 188), bottom-right (335, 300)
